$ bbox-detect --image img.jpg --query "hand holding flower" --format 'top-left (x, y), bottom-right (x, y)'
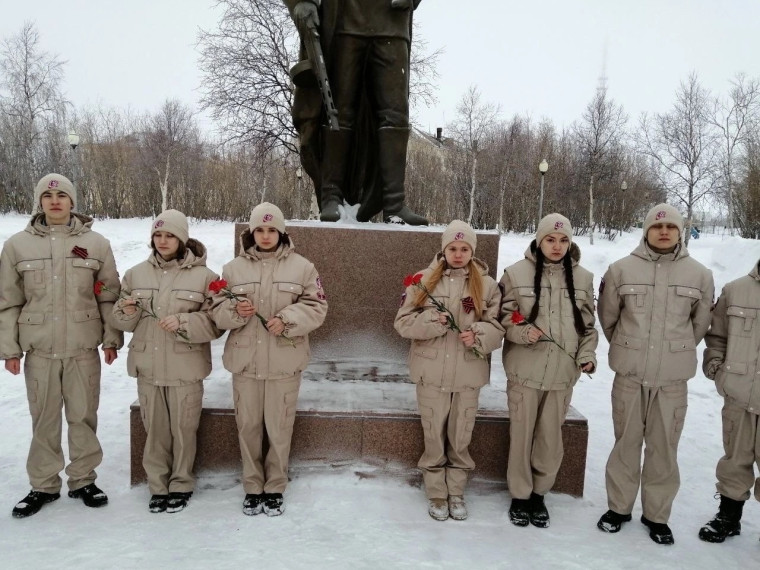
top-left (459, 329), bottom-right (477, 348)
top-left (266, 317), bottom-right (286, 336)
top-left (120, 298), bottom-right (138, 316)
top-left (158, 315), bottom-right (180, 333)
top-left (235, 299), bottom-right (257, 318)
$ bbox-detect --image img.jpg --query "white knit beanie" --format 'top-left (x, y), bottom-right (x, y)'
top-left (34, 173), bottom-right (76, 212)
top-left (441, 220), bottom-right (477, 252)
top-left (536, 213), bottom-right (573, 245)
top-left (249, 202), bottom-right (286, 234)
top-left (151, 209), bottom-right (189, 243)
top-left (643, 203), bottom-right (684, 236)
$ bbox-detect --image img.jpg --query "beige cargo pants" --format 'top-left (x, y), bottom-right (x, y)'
top-left (24, 350), bottom-right (102, 493)
top-left (715, 400), bottom-right (760, 502)
top-left (506, 380), bottom-right (573, 500)
top-left (416, 383), bottom-right (480, 500)
top-left (137, 379), bottom-right (204, 495)
top-left (233, 374), bottom-right (301, 494)
top-left (604, 374), bottom-right (688, 523)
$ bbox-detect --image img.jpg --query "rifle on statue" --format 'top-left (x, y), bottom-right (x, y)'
top-left (290, 21), bottom-right (340, 131)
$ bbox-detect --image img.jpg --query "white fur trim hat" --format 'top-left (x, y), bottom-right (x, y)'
top-left (249, 202), bottom-right (286, 234)
top-left (441, 220), bottom-right (477, 252)
top-left (151, 209), bottom-right (189, 244)
top-left (536, 213), bottom-right (573, 245)
top-left (34, 173), bottom-right (76, 211)
top-left (643, 203), bottom-right (684, 236)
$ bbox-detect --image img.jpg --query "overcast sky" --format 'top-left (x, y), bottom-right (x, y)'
top-left (2, 0), bottom-right (760, 137)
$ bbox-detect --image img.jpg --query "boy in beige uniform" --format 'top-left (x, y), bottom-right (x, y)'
top-left (0, 173), bottom-right (123, 518)
top-left (699, 259), bottom-right (760, 543)
top-left (596, 204), bottom-right (714, 544)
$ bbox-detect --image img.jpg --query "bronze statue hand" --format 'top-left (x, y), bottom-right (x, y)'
top-left (293, 2), bottom-right (320, 30)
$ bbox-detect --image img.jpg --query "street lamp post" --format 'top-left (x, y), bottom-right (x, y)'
top-left (537, 159), bottom-right (549, 226)
top-left (620, 180), bottom-right (627, 237)
top-left (68, 131), bottom-right (80, 209)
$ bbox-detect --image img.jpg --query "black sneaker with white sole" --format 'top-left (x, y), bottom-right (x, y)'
top-left (243, 493), bottom-right (265, 516)
top-left (68, 483), bottom-right (108, 508)
top-left (641, 515), bottom-right (674, 545)
top-left (166, 492), bottom-right (192, 513)
top-left (12, 490), bottom-right (60, 518)
top-left (263, 493), bottom-right (284, 517)
top-left (149, 495), bottom-right (168, 513)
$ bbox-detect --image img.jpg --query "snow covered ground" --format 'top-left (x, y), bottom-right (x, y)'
top-left (1, 213), bottom-right (759, 569)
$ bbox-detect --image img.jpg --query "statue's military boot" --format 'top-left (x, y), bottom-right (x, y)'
top-left (377, 127), bottom-right (428, 225)
top-left (320, 127), bottom-right (352, 222)
top-left (699, 495), bottom-right (744, 543)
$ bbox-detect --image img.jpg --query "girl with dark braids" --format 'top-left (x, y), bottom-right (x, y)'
top-left (499, 213), bottom-right (598, 529)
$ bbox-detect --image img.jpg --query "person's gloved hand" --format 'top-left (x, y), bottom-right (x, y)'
top-left (293, 2), bottom-right (320, 29)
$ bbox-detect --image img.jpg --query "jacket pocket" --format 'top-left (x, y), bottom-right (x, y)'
top-left (17, 259), bottom-right (46, 290)
top-left (517, 287), bottom-right (539, 311)
top-left (727, 306), bottom-right (756, 338)
top-left (222, 334), bottom-right (253, 374)
top-left (73, 309), bottom-right (101, 323)
top-left (413, 346), bottom-right (438, 360)
top-left (17, 312), bottom-right (44, 325)
top-left (668, 338), bottom-right (696, 352)
top-left (71, 257), bottom-right (100, 291)
top-left (174, 289), bottom-right (204, 311)
top-left (127, 340), bottom-right (146, 377)
top-left (276, 281), bottom-right (304, 304)
top-left (609, 333), bottom-right (644, 376)
top-left (620, 284), bottom-right (648, 313)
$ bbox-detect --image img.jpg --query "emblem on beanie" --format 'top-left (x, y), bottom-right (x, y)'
top-left (554, 221), bottom-right (564, 230)
top-left (655, 210), bottom-right (667, 220)
top-left (48, 179), bottom-right (59, 189)
top-left (454, 231), bottom-right (464, 241)
top-left (155, 220), bottom-right (165, 228)
top-left (263, 214), bottom-right (273, 222)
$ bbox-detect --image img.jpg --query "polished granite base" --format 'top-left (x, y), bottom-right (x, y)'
top-left (129, 396), bottom-right (588, 497)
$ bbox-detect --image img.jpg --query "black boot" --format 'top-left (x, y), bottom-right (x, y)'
top-left (529, 492), bottom-right (550, 528)
top-left (68, 483), bottom-right (108, 508)
top-left (319, 127), bottom-right (352, 222)
top-left (699, 494), bottom-right (744, 543)
top-left (374, 127), bottom-right (428, 225)
top-left (509, 498), bottom-right (530, 527)
top-left (597, 509), bottom-right (632, 533)
top-left (12, 490), bottom-right (60, 518)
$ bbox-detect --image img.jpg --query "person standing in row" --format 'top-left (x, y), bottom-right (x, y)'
top-left (596, 204), bottom-right (714, 545)
top-left (0, 173), bottom-right (123, 518)
top-left (112, 210), bottom-right (222, 514)
top-left (499, 214), bottom-right (597, 528)
top-left (395, 220), bottom-right (504, 521)
top-left (211, 203), bottom-right (328, 517)
top-left (698, 258), bottom-right (760, 544)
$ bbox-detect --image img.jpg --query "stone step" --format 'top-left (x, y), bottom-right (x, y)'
top-left (129, 376), bottom-right (588, 496)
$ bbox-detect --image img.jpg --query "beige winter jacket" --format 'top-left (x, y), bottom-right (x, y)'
top-left (111, 239), bottom-right (222, 385)
top-left (0, 213), bottom-right (123, 359)
top-left (499, 242), bottom-right (598, 390)
top-left (211, 231), bottom-right (327, 380)
top-left (394, 255), bottom-right (505, 391)
top-left (598, 238), bottom-right (714, 386)
top-left (703, 261), bottom-right (760, 414)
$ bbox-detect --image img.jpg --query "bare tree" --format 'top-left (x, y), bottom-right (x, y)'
top-left (711, 73), bottom-right (760, 234)
top-left (574, 84), bottom-right (627, 244)
top-left (0, 21), bottom-right (67, 211)
top-left (198, 0), bottom-right (298, 153)
top-left (142, 99), bottom-right (199, 213)
top-left (447, 86), bottom-right (500, 225)
top-left (638, 73), bottom-right (720, 245)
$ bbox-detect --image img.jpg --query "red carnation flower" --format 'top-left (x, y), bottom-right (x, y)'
top-left (94, 281), bottom-right (104, 295)
top-left (510, 310), bottom-right (526, 325)
top-left (209, 279), bottom-right (228, 294)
